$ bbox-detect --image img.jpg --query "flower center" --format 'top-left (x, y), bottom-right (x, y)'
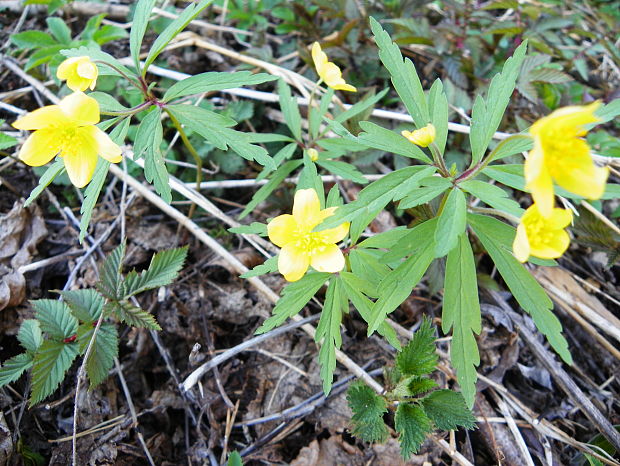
top-left (56, 127), bottom-right (80, 154)
top-left (294, 231), bottom-right (329, 255)
top-left (526, 217), bottom-right (555, 246)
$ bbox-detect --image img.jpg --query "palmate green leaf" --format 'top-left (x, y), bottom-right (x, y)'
top-left (122, 247), bottom-right (188, 297)
top-left (256, 143), bottom-right (297, 181)
top-left (278, 79), bottom-right (302, 141)
top-left (316, 160), bottom-right (368, 184)
top-left (460, 179), bottom-right (523, 218)
top-left (136, 109), bottom-right (171, 204)
top-left (240, 160), bottom-right (302, 218)
top-left (347, 381), bottom-right (389, 443)
top-left (398, 177), bottom-right (452, 210)
top-left (11, 30), bottom-right (57, 49)
top-left (110, 302), bottom-right (161, 330)
top-left (256, 273), bottom-right (330, 334)
top-left (80, 117), bottom-right (129, 242)
top-left (240, 255), bottom-right (278, 278)
top-left (18, 320), bottom-right (43, 354)
top-left (318, 166), bottom-right (436, 231)
top-left (356, 227), bottom-right (409, 249)
top-left (24, 159), bottom-right (64, 208)
top-left (443, 234), bottom-right (480, 408)
top-left (434, 188), bottom-right (467, 257)
top-left (316, 277), bottom-right (345, 394)
top-left (61, 289), bottom-right (105, 323)
top-left (30, 340), bottom-right (78, 406)
top-left (340, 272), bottom-right (401, 349)
top-left (421, 389), bottom-right (477, 431)
top-left (97, 242), bottom-right (126, 300)
top-left (428, 79), bottom-right (449, 155)
top-left (143, 0), bottom-right (215, 72)
top-left (0, 354), bottom-right (33, 387)
top-left (469, 41), bottom-right (527, 165)
top-left (32, 300), bottom-right (78, 340)
top-left (370, 17), bottom-right (429, 128)
top-left (77, 323), bottom-right (118, 387)
top-left (468, 214), bottom-right (572, 364)
top-left (90, 92), bottom-right (130, 113)
top-left (356, 121), bottom-right (431, 163)
top-left (396, 317), bottom-right (438, 376)
top-left (349, 249), bottom-right (390, 289)
top-left (130, 0), bottom-right (158, 71)
top-left (395, 403), bottom-right (432, 459)
top-left (164, 71), bottom-right (277, 102)
top-left (368, 248), bottom-right (434, 335)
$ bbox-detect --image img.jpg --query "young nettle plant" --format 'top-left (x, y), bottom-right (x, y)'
top-left (347, 318), bottom-right (476, 458)
top-left (0, 244), bottom-right (187, 406)
top-left (244, 17), bottom-right (620, 416)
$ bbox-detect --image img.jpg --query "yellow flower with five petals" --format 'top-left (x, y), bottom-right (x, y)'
top-left (57, 56), bottom-right (99, 92)
top-left (525, 102), bottom-right (608, 217)
top-left (402, 123), bottom-right (436, 147)
top-left (12, 92), bottom-right (122, 188)
top-left (512, 203), bottom-right (572, 263)
top-left (268, 189), bottom-right (350, 282)
top-left (311, 42), bottom-right (357, 92)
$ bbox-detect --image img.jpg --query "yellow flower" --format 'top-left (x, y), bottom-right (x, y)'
top-left (12, 92), bottom-right (122, 188)
top-left (401, 123), bottom-right (436, 147)
top-left (311, 42), bottom-right (357, 92)
top-left (512, 203), bottom-right (572, 263)
top-left (525, 102), bottom-right (609, 217)
top-left (268, 189), bottom-right (350, 282)
top-left (308, 148), bottom-right (319, 162)
top-left (57, 56), bottom-right (98, 92)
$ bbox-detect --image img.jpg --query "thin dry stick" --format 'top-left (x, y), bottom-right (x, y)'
top-left (0, 55), bottom-right (60, 104)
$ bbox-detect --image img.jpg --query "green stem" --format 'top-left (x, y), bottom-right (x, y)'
top-left (93, 60), bottom-right (143, 91)
top-left (469, 206), bottom-right (521, 224)
top-left (429, 142), bottom-right (450, 177)
top-left (165, 109), bottom-right (203, 193)
top-left (100, 100), bottom-right (153, 117)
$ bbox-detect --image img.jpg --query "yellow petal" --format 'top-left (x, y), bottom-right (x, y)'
top-left (56, 57), bottom-right (80, 80)
top-left (77, 59), bottom-right (97, 80)
top-left (268, 214), bottom-right (298, 247)
top-left (530, 102), bottom-right (600, 137)
top-left (332, 83), bottom-right (357, 92)
top-left (12, 105), bottom-right (68, 130)
top-left (552, 144), bottom-right (609, 200)
top-left (58, 92), bottom-right (100, 126)
top-left (61, 137), bottom-right (98, 188)
top-left (86, 126), bottom-right (122, 163)
top-left (548, 208), bottom-right (573, 229)
top-left (512, 223), bottom-right (530, 263)
top-left (317, 222), bottom-right (349, 244)
top-left (310, 244), bottom-right (345, 273)
top-left (525, 143), bottom-right (554, 217)
top-left (529, 230), bottom-right (570, 259)
top-left (312, 42), bottom-right (328, 74)
top-left (17, 130), bottom-right (61, 166)
top-left (278, 243), bottom-right (310, 282)
top-left (293, 189), bottom-right (322, 229)
top-left (66, 75), bottom-right (92, 93)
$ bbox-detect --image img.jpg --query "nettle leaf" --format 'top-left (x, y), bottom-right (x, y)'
top-left (240, 255), bottom-right (278, 278)
top-left (469, 41), bottom-right (527, 164)
top-left (0, 354), bottom-right (33, 387)
top-left (443, 234), bottom-right (481, 408)
top-left (24, 159), bottom-right (64, 207)
top-left (97, 242), bottom-right (126, 300)
top-left (30, 340), bottom-right (78, 406)
top-left (18, 319), bottom-right (43, 354)
top-left (163, 71), bottom-right (277, 102)
top-left (318, 166), bottom-right (436, 230)
top-left (460, 180), bottom-right (523, 218)
top-left (256, 273), bottom-right (330, 334)
top-left (469, 214), bottom-right (572, 364)
top-left (61, 289), bottom-right (105, 323)
top-left (316, 277), bottom-right (345, 394)
top-left (347, 381), bottom-right (389, 443)
top-left (434, 187), bottom-right (467, 257)
top-left (77, 323), bottom-right (118, 387)
top-left (136, 109), bottom-right (171, 203)
top-left (395, 403), bottom-right (432, 459)
top-left (143, 0), bottom-right (216, 72)
top-left (393, 376), bottom-right (438, 398)
top-left (396, 317), bottom-right (438, 376)
top-left (111, 302), bottom-right (161, 330)
top-left (278, 79), bottom-right (302, 141)
top-left (122, 247), bottom-right (188, 298)
top-left (421, 389), bottom-right (477, 431)
top-left (369, 248), bottom-right (434, 335)
top-left (370, 17), bottom-right (430, 128)
top-left (240, 160), bottom-right (302, 219)
top-left (356, 121), bottom-right (431, 163)
top-left (227, 451), bottom-right (243, 466)
top-left (33, 300), bottom-right (78, 340)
